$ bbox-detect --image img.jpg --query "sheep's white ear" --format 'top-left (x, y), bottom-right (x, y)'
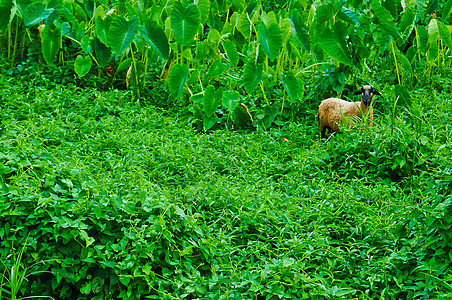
top-left (353, 88), bottom-right (362, 95)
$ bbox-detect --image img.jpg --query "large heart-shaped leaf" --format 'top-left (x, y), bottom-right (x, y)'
top-left (171, 2), bottom-right (200, 47)
top-left (203, 115), bottom-right (218, 131)
top-left (74, 55), bottom-right (92, 77)
top-left (372, 1), bottom-right (402, 45)
top-left (444, 0), bottom-right (452, 21)
top-left (236, 12), bottom-right (252, 39)
top-left (314, 2), bottom-right (335, 25)
top-left (223, 90), bottom-right (240, 112)
top-left (81, 35), bottom-right (93, 54)
top-left (394, 85), bottom-right (412, 108)
top-left (438, 20), bottom-right (452, 50)
top-left (94, 37), bottom-right (111, 67)
top-left (206, 58), bottom-right (228, 79)
top-left (140, 20), bottom-right (169, 60)
top-left (400, 7), bottom-right (415, 37)
top-left (168, 64), bottom-right (189, 99)
top-left (243, 60), bottom-right (263, 94)
top-left (107, 15), bottom-right (138, 55)
top-left (195, 0), bottom-right (210, 23)
top-left (95, 15), bottom-right (112, 46)
top-left (41, 25), bottom-right (61, 65)
top-left (203, 85), bottom-right (222, 116)
top-left (339, 7), bottom-right (360, 25)
top-left (233, 103), bottom-right (253, 129)
top-left (223, 40), bottom-right (239, 67)
top-left (318, 21), bottom-right (352, 66)
top-left (416, 25), bottom-right (429, 55)
top-left (0, 0), bottom-right (16, 34)
top-left (261, 102), bottom-right (279, 129)
top-left (23, 3), bottom-right (54, 27)
top-left (291, 10), bottom-right (310, 52)
top-left (258, 22), bottom-right (282, 62)
top-left (281, 71), bottom-right (299, 101)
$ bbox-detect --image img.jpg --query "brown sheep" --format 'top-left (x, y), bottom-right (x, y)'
top-left (318, 85), bottom-right (381, 138)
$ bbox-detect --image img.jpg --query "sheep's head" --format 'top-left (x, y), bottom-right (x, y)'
top-left (354, 85), bottom-right (381, 106)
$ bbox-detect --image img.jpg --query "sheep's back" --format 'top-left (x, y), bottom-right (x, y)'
top-left (318, 98), bottom-right (361, 131)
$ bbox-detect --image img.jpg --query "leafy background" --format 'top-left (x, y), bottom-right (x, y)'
top-left (1, 0), bottom-right (452, 299)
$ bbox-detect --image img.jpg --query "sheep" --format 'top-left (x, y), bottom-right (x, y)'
top-left (318, 85), bottom-right (381, 138)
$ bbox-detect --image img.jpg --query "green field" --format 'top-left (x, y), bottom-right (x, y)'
top-left (1, 0), bottom-right (452, 298)
top-left (1, 72), bottom-right (452, 299)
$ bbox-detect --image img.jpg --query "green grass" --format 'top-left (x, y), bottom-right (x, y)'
top-left (1, 77), bottom-right (451, 299)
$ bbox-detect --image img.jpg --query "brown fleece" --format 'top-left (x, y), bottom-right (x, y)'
top-left (318, 98), bottom-right (373, 135)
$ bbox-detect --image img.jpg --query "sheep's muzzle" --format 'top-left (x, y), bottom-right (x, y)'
top-left (362, 89), bottom-right (373, 106)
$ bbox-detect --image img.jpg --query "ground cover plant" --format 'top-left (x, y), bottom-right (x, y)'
top-left (1, 70), bottom-right (452, 299)
top-left (1, 0), bottom-right (452, 299)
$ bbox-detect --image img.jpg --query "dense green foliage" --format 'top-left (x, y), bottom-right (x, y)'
top-left (1, 0), bottom-right (452, 130)
top-left (1, 66), bottom-right (452, 298)
top-left (1, 0), bottom-right (452, 299)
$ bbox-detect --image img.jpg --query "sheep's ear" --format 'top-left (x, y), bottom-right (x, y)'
top-left (353, 88), bottom-right (362, 95)
top-left (372, 88), bottom-right (381, 96)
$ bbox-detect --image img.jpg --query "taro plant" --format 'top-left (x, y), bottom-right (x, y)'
top-left (1, 0), bottom-right (452, 129)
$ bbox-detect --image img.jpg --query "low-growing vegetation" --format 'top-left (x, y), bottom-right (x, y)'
top-left (1, 0), bottom-right (452, 298)
top-left (1, 69), bottom-right (452, 299)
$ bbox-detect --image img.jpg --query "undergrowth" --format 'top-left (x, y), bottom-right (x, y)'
top-left (0, 77), bottom-right (451, 299)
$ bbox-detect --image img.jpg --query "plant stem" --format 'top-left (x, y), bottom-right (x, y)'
top-left (391, 39), bottom-right (401, 85)
top-left (130, 47), bottom-right (141, 98)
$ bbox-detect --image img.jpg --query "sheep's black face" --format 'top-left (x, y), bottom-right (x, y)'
top-left (354, 85), bottom-right (381, 106)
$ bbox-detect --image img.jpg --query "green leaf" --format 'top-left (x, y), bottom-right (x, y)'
top-left (195, 0), bottom-right (210, 23)
top-left (107, 15), bottom-right (138, 55)
top-left (394, 84), bottom-right (412, 107)
top-left (261, 102), bottom-right (279, 129)
top-left (95, 15), bottom-right (112, 46)
top-left (396, 51), bottom-right (413, 75)
top-left (415, 0), bottom-right (427, 16)
top-left (171, 2), bottom-right (200, 46)
top-left (281, 71), bottom-right (299, 101)
top-left (428, 19), bottom-right (439, 40)
top-left (207, 28), bottom-right (222, 44)
top-left (372, 1), bottom-right (402, 45)
top-left (223, 40), bottom-right (239, 67)
top-left (94, 37), bottom-right (111, 67)
top-left (340, 7), bottom-right (360, 25)
top-left (203, 115), bottom-right (218, 131)
top-left (382, 0), bottom-right (398, 19)
top-left (207, 58), bottom-right (228, 79)
top-left (81, 35), bottom-right (92, 54)
top-left (223, 90), bottom-right (240, 111)
top-left (236, 12), bottom-right (251, 39)
top-left (437, 20), bottom-right (452, 50)
top-left (233, 103), bottom-right (253, 129)
top-left (417, 25), bottom-right (429, 55)
top-left (74, 55), bottom-right (92, 77)
top-left (203, 85), bottom-right (222, 116)
top-left (291, 11), bottom-right (310, 52)
top-left (23, 3), bottom-right (53, 27)
top-left (168, 64), bottom-right (189, 99)
top-left (0, 0), bottom-right (16, 34)
top-left (443, 0), bottom-right (452, 21)
top-left (400, 7), bottom-right (415, 37)
top-left (243, 60), bottom-right (263, 94)
top-left (318, 21), bottom-right (352, 66)
top-left (314, 3), bottom-right (334, 25)
top-left (140, 20), bottom-right (169, 60)
top-left (258, 22), bottom-right (282, 62)
top-left (41, 25), bottom-right (61, 66)
top-left (117, 57), bottom-right (133, 73)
